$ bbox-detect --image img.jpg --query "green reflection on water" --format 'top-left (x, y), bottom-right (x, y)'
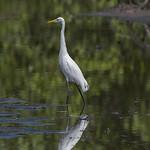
top-left (0, 0), bottom-right (150, 149)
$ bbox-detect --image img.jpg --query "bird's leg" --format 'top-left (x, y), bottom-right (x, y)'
top-left (66, 105), bottom-right (70, 132)
top-left (66, 81), bottom-right (72, 96)
top-left (79, 101), bottom-right (85, 116)
top-left (66, 81), bottom-right (71, 115)
top-left (76, 85), bottom-right (85, 105)
top-left (66, 81), bottom-right (70, 104)
top-left (75, 85), bottom-right (86, 115)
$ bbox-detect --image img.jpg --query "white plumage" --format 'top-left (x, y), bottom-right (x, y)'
top-left (48, 17), bottom-right (89, 92)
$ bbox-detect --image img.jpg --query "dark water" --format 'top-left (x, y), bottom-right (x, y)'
top-left (0, 0), bottom-right (150, 150)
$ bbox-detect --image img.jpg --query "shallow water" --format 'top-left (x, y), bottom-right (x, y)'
top-left (0, 1), bottom-right (150, 150)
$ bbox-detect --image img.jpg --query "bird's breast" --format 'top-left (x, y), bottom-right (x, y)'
top-left (59, 55), bottom-right (69, 80)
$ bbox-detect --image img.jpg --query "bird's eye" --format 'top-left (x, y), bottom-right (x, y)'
top-left (56, 18), bottom-right (61, 22)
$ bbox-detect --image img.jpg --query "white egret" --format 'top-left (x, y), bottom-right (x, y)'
top-left (48, 17), bottom-right (89, 104)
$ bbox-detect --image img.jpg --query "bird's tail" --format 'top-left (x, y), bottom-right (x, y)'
top-left (81, 80), bottom-right (89, 92)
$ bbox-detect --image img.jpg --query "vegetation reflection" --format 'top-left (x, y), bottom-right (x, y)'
top-left (0, 0), bottom-right (150, 150)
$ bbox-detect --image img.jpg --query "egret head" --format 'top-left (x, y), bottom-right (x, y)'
top-left (48, 17), bottom-right (65, 25)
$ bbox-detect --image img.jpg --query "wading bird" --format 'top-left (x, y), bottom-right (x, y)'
top-left (48, 17), bottom-right (89, 105)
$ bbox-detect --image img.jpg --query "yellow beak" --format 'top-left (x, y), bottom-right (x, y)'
top-left (48, 19), bottom-right (57, 24)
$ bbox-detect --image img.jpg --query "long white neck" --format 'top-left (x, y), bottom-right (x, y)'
top-left (59, 21), bottom-right (68, 56)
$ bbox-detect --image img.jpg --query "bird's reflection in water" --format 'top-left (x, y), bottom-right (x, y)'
top-left (59, 101), bottom-right (89, 150)
top-left (58, 115), bottom-right (89, 150)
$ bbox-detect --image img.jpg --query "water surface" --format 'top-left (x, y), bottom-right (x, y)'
top-left (0, 0), bottom-right (150, 149)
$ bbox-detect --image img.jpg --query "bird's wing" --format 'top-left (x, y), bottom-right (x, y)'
top-left (64, 56), bottom-right (84, 83)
